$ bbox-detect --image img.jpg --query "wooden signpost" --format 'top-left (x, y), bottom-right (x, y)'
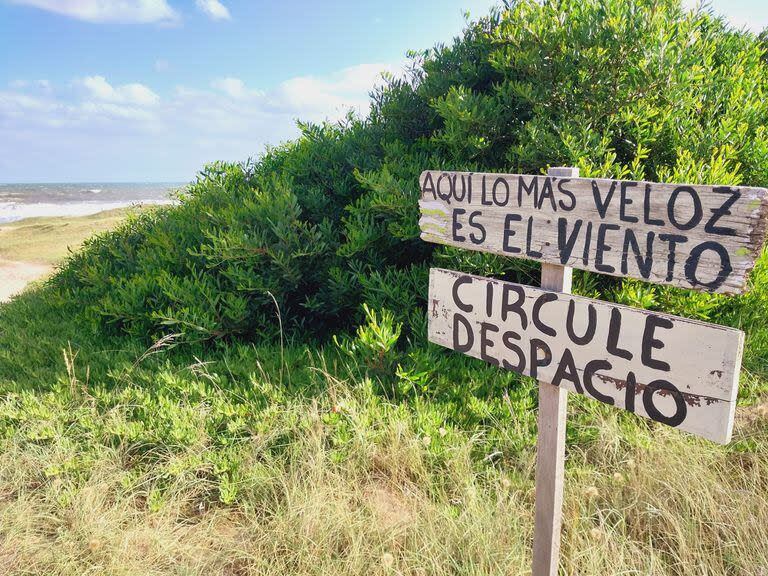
top-left (418, 166), bottom-right (768, 575)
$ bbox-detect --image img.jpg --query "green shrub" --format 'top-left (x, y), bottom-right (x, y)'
top-left (54, 0), bottom-right (768, 365)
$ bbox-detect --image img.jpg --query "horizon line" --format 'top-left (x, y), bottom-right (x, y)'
top-left (0, 180), bottom-right (190, 185)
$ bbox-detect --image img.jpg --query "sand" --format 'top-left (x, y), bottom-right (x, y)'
top-left (0, 206), bottom-right (154, 304)
top-left (0, 259), bottom-right (53, 303)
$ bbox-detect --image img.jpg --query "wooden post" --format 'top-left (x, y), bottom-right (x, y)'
top-left (532, 166), bottom-right (578, 576)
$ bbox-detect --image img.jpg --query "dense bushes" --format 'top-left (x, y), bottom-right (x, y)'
top-left (56, 0), bottom-right (768, 354)
top-left (2, 5), bottom-right (768, 565)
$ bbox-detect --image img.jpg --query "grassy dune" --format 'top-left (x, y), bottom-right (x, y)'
top-left (0, 328), bottom-right (766, 575)
top-left (2, 2), bottom-right (768, 573)
top-left (0, 203), bottom-right (766, 575)
top-left (0, 207), bottom-right (157, 302)
top-left (0, 208), bottom-right (142, 266)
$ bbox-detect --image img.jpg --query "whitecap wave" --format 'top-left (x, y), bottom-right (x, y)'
top-left (0, 199), bottom-right (174, 224)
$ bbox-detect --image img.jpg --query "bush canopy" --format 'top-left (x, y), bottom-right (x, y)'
top-left (56, 0), bottom-right (768, 350)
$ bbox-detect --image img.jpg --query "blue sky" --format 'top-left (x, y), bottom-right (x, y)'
top-left (1, 0), bottom-right (766, 182)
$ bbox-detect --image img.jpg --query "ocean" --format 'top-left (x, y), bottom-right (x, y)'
top-left (0, 182), bottom-right (184, 224)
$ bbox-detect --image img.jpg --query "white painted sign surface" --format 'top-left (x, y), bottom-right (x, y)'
top-left (428, 268), bottom-right (744, 443)
top-left (419, 171), bottom-right (768, 294)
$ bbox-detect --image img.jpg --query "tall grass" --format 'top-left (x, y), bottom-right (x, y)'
top-left (1, 354), bottom-right (766, 575)
top-left (2, 2), bottom-right (768, 573)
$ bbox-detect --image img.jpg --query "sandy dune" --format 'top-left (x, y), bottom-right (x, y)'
top-left (0, 259), bottom-right (52, 303)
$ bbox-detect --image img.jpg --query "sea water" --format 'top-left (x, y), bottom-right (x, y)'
top-left (0, 182), bottom-right (184, 224)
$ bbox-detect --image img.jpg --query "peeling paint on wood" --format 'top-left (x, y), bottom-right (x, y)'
top-left (419, 171), bottom-right (768, 294)
top-left (427, 268), bottom-right (744, 443)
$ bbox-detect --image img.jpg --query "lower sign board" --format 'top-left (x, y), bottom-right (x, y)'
top-left (428, 268), bottom-right (744, 443)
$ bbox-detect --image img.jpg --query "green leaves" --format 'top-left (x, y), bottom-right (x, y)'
top-left (46, 0), bottom-right (768, 370)
top-left (334, 304), bottom-right (403, 373)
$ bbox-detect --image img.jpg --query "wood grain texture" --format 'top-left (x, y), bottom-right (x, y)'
top-left (532, 241), bottom-right (574, 576)
top-left (427, 268), bottom-right (744, 443)
top-left (532, 380), bottom-right (568, 576)
top-left (419, 170), bottom-right (768, 294)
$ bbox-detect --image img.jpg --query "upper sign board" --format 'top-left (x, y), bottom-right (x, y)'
top-left (428, 268), bottom-right (744, 443)
top-left (419, 171), bottom-right (768, 294)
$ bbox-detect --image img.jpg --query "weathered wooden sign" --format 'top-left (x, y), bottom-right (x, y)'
top-left (427, 268), bottom-right (743, 443)
top-left (419, 171), bottom-right (768, 294)
top-left (419, 166), bottom-right (766, 576)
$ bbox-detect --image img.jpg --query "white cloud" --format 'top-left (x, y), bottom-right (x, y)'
top-left (211, 77), bottom-right (246, 99)
top-left (79, 100), bottom-right (156, 122)
top-left (8, 0), bottom-right (180, 24)
top-left (0, 90), bottom-right (156, 130)
top-left (8, 79), bottom-right (53, 92)
top-left (0, 92), bottom-right (59, 117)
top-left (0, 62), bottom-right (401, 180)
top-left (80, 75), bottom-right (160, 106)
top-left (207, 64), bottom-right (402, 117)
top-left (196, 0), bottom-right (230, 20)
top-left (270, 62), bottom-right (399, 117)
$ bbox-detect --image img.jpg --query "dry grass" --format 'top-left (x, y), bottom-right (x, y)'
top-left (0, 206), bottom-right (160, 302)
top-left (0, 207), bottom-right (151, 266)
top-left (0, 383), bottom-right (766, 576)
top-left (561, 407), bottom-right (768, 575)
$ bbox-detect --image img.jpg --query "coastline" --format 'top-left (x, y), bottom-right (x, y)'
top-left (0, 206), bottom-right (152, 303)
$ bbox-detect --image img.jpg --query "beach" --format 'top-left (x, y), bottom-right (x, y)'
top-left (0, 259), bottom-right (52, 302)
top-left (0, 207), bottom-right (153, 302)
top-left (0, 182), bottom-right (178, 303)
